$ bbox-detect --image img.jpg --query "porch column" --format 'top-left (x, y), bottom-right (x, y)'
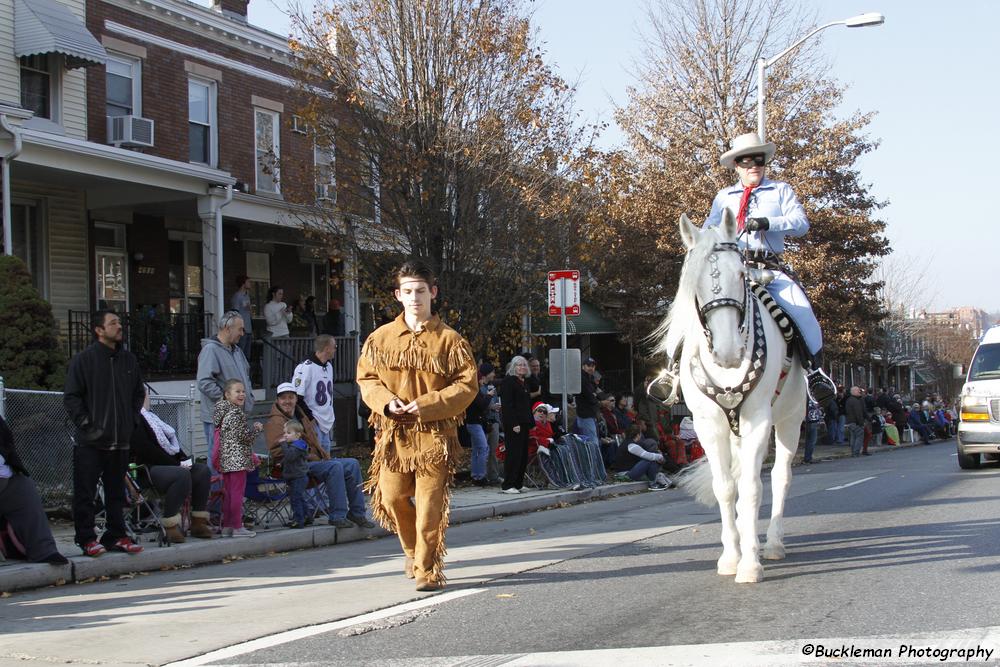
top-left (197, 186), bottom-right (233, 334)
top-left (343, 251), bottom-right (359, 335)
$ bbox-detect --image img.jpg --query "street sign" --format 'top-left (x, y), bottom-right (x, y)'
top-left (548, 269), bottom-right (580, 316)
top-left (549, 348), bottom-right (581, 395)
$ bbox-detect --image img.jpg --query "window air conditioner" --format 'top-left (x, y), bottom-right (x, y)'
top-left (107, 115), bottom-right (155, 148)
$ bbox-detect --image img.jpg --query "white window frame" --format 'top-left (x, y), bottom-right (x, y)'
top-left (11, 199), bottom-right (48, 298)
top-left (314, 140), bottom-right (336, 202)
top-left (188, 77), bottom-right (218, 167)
top-left (254, 108), bottom-right (281, 194)
top-left (20, 54), bottom-right (62, 125)
top-left (106, 52), bottom-right (142, 118)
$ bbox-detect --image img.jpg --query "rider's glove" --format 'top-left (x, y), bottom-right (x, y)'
top-left (745, 217), bottom-right (770, 232)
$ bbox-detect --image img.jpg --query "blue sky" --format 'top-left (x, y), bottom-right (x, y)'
top-left (222, 0), bottom-right (997, 314)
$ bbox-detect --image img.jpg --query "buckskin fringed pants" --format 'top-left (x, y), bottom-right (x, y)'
top-left (377, 459), bottom-right (451, 584)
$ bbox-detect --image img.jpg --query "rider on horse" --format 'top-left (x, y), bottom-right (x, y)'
top-left (652, 133), bottom-right (837, 407)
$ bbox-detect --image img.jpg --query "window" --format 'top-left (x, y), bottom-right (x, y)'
top-left (245, 251), bottom-right (270, 313)
top-left (188, 78), bottom-right (217, 166)
top-left (167, 235), bottom-right (202, 315)
top-left (20, 55), bottom-right (53, 119)
top-left (94, 222), bottom-right (128, 313)
top-left (254, 108), bottom-right (280, 193)
top-left (314, 141), bottom-right (336, 201)
top-left (11, 202), bottom-right (46, 297)
top-left (106, 54), bottom-right (141, 117)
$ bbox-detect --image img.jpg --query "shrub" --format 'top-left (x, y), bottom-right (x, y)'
top-left (0, 255), bottom-right (66, 389)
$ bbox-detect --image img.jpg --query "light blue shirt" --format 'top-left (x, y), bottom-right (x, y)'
top-left (0, 453), bottom-right (12, 479)
top-left (704, 178), bottom-right (808, 255)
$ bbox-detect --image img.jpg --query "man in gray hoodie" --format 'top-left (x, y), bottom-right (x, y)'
top-left (197, 311), bottom-right (254, 463)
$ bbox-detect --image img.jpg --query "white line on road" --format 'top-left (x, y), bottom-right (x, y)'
top-left (825, 476), bottom-right (877, 491)
top-left (163, 588), bottom-right (487, 667)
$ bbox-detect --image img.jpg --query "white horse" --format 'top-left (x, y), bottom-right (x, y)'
top-left (658, 209), bottom-right (807, 583)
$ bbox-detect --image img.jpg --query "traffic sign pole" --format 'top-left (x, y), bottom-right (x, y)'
top-left (560, 277), bottom-right (568, 431)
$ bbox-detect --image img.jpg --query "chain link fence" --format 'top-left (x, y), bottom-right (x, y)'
top-left (0, 379), bottom-right (198, 511)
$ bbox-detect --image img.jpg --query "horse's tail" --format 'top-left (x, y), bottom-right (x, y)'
top-left (676, 454), bottom-right (742, 507)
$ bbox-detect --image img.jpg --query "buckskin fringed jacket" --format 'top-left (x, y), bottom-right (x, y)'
top-left (357, 313), bottom-right (478, 479)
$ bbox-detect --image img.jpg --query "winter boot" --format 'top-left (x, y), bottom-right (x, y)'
top-left (162, 514), bottom-right (186, 544)
top-left (189, 511), bottom-right (213, 539)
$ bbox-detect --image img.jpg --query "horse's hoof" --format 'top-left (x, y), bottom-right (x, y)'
top-left (717, 556), bottom-right (739, 576)
top-left (762, 544), bottom-right (785, 560)
top-left (735, 563), bottom-right (764, 583)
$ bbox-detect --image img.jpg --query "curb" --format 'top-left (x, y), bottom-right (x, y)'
top-left (0, 481), bottom-right (648, 594)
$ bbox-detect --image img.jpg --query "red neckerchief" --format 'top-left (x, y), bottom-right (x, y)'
top-left (736, 185), bottom-right (756, 232)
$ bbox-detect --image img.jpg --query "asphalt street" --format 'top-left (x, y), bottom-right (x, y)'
top-left (4, 439), bottom-right (999, 667)
top-left (202, 440), bottom-right (1000, 666)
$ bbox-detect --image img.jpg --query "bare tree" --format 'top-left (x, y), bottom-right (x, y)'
top-left (288, 0), bottom-right (593, 355)
top-left (583, 0), bottom-right (889, 360)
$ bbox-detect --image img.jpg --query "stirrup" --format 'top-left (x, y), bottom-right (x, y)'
top-left (647, 366), bottom-right (680, 406)
top-left (806, 367), bottom-right (836, 406)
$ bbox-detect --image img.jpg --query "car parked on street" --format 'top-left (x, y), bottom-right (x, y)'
top-left (957, 325), bottom-right (1000, 469)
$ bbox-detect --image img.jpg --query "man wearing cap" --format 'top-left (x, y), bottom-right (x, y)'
top-left (652, 133), bottom-right (836, 407)
top-left (263, 382), bottom-right (372, 529)
top-left (574, 358), bottom-right (601, 446)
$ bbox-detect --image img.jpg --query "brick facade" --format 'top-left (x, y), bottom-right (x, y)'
top-left (85, 0), bottom-right (321, 202)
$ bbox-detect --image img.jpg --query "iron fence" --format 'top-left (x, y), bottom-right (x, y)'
top-left (0, 378), bottom-right (198, 511)
top-left (68, 310), bottom-right (214, 378)
top-left (261, 335), bottom-right (358, 393)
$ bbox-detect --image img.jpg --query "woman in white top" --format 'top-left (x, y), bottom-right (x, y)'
top-left (263, 286), bottom-right (293, 338)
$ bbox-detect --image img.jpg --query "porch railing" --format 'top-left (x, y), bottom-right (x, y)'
top-left (68, 310), bottom-right (214, 378)
top-left (260, 335), bottom-right (358, 395)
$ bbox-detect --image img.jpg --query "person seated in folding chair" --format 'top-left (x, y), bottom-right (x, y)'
top-left (263, 383), bottom-right (374, 530)
top-left (130, 391), bottom-right (213, 543)
top-left (0, 416), bottom-right (68, 565)
top-left (529, 402), bottom-right (557, 458)
top-left (611, 425), bottom-right (674, 491)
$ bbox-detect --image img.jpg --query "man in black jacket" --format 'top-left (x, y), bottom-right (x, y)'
top-left (64, 310), bottom-right (145, 557)
top-left (573, 357), bottom-right (600, 446)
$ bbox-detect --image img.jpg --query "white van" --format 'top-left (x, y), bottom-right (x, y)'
top-left (957, 325), bottom-right (1000, 468)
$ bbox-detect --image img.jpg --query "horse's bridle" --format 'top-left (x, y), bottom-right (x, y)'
top-left (696, 241), bottom-right (749, 351)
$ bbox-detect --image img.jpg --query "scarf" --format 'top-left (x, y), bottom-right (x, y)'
top-left (736, 185), bottom-right (756, 232)
top-left (141, 408), bottom-right (180, 456)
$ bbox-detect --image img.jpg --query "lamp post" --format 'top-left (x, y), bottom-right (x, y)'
top-left (756, 12), bottom-right (884, 141)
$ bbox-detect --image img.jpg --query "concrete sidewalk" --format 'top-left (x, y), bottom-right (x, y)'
top-left (0, 433), bottom-right (946, 595)
top-left (0, 480), bottom-right (650, 594)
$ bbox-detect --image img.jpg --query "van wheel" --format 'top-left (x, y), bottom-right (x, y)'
top-left (957, 447), bottom-right (981, 470)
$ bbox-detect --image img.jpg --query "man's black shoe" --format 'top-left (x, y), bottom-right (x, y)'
top-left (329, 517), bottom-right (355, 529)
top-left (347, 514), bottom-right (376, 529)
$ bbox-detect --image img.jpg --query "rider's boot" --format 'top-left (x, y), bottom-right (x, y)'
top-left (647, 349), bottom-right (682, 406)
top-left (806, 349), bottom-right (836, 407)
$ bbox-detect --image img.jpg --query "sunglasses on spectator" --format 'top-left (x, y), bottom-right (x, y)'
top-left (735, 155), bottom-right (766, 167)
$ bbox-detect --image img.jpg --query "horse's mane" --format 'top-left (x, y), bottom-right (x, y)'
top-left (652, 226), bottom-right (719, 355)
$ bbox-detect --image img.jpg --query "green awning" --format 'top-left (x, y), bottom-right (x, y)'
top-left (913, 368), bottom-right (935, 385)
top-left (530, 302), bottom-right (618, 336)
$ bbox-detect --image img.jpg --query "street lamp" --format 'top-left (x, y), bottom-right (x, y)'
top-left (756, 12), bottom-right (884, 141)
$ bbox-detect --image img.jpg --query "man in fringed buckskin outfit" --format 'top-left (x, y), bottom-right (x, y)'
top-left (356, 259), bottom-right (478, 592)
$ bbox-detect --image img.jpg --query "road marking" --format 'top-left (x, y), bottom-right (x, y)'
top-left (205, 625), bottom-right (1000, 666)
top-left (163, 588), bottom-right (487, 667)
top-left (825, 476), bottom-right (877, 491)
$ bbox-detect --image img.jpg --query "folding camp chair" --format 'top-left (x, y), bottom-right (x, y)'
top-left (242, 468), bottom-right (290, 529)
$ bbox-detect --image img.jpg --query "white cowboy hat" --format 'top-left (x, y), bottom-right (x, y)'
top-left (720, 132), bottom-right (776, 169)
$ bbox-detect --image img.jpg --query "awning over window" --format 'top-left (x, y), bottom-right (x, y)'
top-left (15, 0), bottom-right (107, 68)
top-left (531, 302), bottom-right (619, 336)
